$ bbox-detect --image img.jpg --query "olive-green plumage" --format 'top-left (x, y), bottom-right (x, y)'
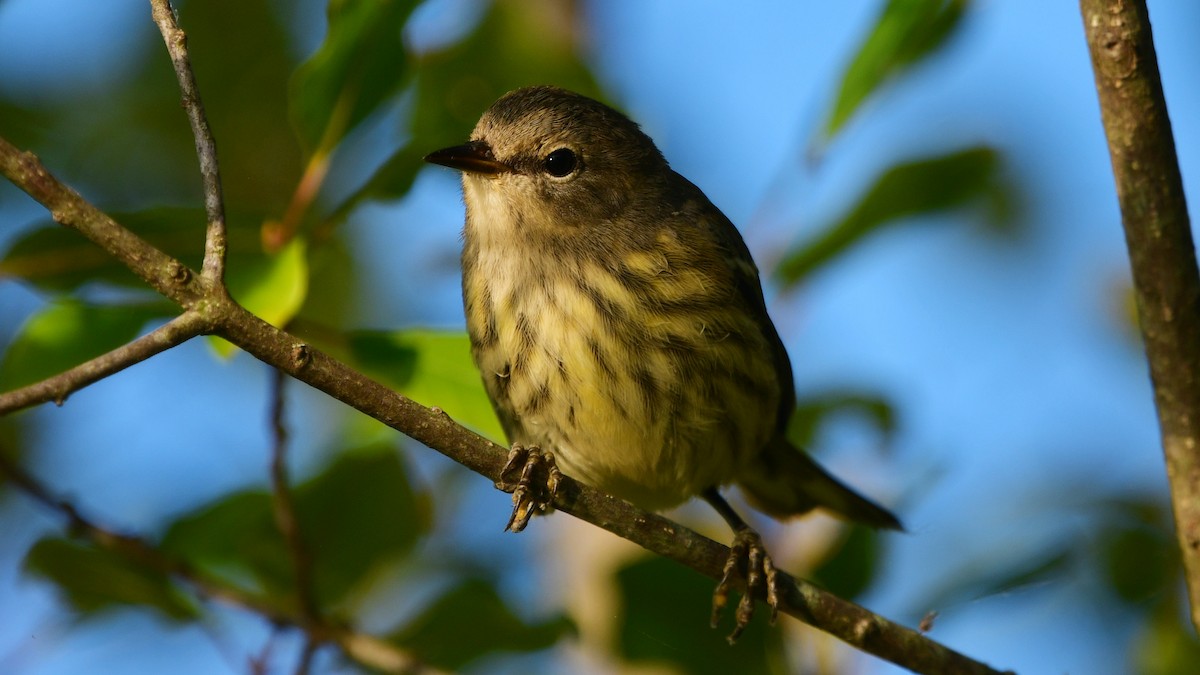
top-left (430, 85), bottom-right (900, 531)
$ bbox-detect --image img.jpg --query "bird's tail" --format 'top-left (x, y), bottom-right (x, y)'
top-left (737, 437), bottom-right (902, 530)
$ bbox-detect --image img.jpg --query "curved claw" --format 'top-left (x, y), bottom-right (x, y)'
top-left (496, 444), bottom-right (560, 533)
top-left (711, 528), bottom-right (779, 643)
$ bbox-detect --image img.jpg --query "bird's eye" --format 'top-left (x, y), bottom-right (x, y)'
top-left (543, 148), bottom-right (578, 177)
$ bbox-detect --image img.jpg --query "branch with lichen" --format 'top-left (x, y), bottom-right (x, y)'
top-left (1081, 0), bottom-right (1200, 633)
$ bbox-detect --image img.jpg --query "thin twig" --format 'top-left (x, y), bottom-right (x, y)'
top-left (149, 0), bottom-right (228, 282)
top-left (0, 310), bottom-right (209, 415)
top-left (1081, 0), bottom-right (1200, 632)
top-left (295, 637), bottom-right (320, 675)
top-left (268, 370), bottom-right (321, 624)
top-left (0, 449), bottom-right (433, 674)
top-left (0, 450), bottom-right (289, 623)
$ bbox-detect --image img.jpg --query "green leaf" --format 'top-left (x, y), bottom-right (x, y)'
top-left (1100, 523), bottom-right (1172, 604)
top-left (177, 0), bottom-right (305, 210)
top-left (213, 237), bottom-right (309, 357)
top-left (161, 445), bottom-right (424, 611)
top-left (159, 491), bottom-right (289, 598)
top-left (348, 329), bottom-right (504, 442)
top-left (24, 537), bottom-right (198, 620)
top-left (294, 445), bottom-right (428, 607)
top-left (411, 0), bottom-right (601, 154)
top-left (328, 0), bottom-right (603, 218)
top-left (777, 147), bottom-right (1003, 286)
top-left (1096, 497), bottom-right (1175, 605)
top-left (289, 0), bottom-right (419, 153)
top-left (0, 300), bottom-right (172, 391)
top-left (824, 0), bottom-right (969, 137)
top-left (616, 556), bottom-right (778, 673)
top-left (389, 577), bottom-right (574, 670)
top-left (787, 391), bottom-right (897, 449)
top-left (327, 144), bottom-right (428, 219)
top-left (0, 209), bottom-right (206, 292)
top-left (1133, 608), bottom-right (1200, 675)
top-left (0, 208), bottom-right (278, 294)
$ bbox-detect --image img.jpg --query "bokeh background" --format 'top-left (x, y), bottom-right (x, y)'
top-left (2, 0), bottom-right (1200, 673)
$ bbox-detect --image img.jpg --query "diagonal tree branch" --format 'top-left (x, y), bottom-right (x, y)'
top-left (1080, 0), bottom-right (1200, 632)
top-left (0, 310), bottom-right (210, 414)
top-left (0, 450), bottom-right (440, 674)
top-left (149, 0), bottom-right (228, 283)
top-left (0, 135), bottom-right (1010, 675)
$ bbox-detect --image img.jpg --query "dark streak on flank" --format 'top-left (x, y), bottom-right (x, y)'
top-left (579, 278), bottom-right (626, 331)
top-left (476, 284), bottom-right (498, 347)
top-left (526, 380), bottom-right (552, 414)
top-left (587, 337), bottom-right (616, 382)
top-left (632, 367), bottom-right (660, 412)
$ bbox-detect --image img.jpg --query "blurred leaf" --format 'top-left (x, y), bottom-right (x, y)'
top-left (1096, 497), bottom-right (1175, 605)
top-left (1133, 608), bottom-right (1200, 675)
top-left (0, 208), bottom-right (280, 294)
top-left (0, 209), bottom-right (206, 292)
top-left (824, 0), bottom-right (969, 137)
top-left (294, 444), bottom-right (428, 607)
top-left (411, 0), bottom-right (600, 152)
top-left (0, 300), bottom-right (171, 390)
top-left (159, 491), bottom-right (289, 598)
top-left (788, 391), bottom-right (896, 449)
top-left (777, 147), bottom-right (1002, 286)
top-left (919, 546), bottom-right (1073, 612)
top-left (295, 236), bottom-right (358, 329)
top-left (616, 556), bottom-right (779, 674)
top-left (24, 537), bottom-right (197, 621)
top-left (29, 0), bottom-right (300, 212)
top-left (289, 0), bottom-right (419, 154)
top-left (161, 445), bottom-right (423, 611)
top-left (329, 144), bottom-right (428, 220)
top-left (328, 0), bottom-right (601, 215)
top-left (389, 577), bottom-right (574, 670)
top-left (1100, 523), bottom-right (1172, 604)
top-left (348, 329), bottom-right (503, 441)
top-left (213, 237), bottom-right (309, 357)
top-left (180, 0), bottom-right (304, 211)
top-left (0, 97), bottom-right (45, 149)
top-left (809, 526), bottom-right (883, 599)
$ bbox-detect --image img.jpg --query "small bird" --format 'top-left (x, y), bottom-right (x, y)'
top-left (425, 85), bottom-right (901, 641)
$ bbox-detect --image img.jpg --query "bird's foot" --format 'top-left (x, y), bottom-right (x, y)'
top-left (496, 444), bottom-right (561, 533)
top-left (711, 527), bottom-right (779, 643)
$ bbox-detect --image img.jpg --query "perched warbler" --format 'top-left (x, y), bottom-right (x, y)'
top-left (425, 86), bottom-right (901, 640)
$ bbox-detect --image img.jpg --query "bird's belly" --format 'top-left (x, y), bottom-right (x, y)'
top-left (467, 266), bottom-right (776, 510)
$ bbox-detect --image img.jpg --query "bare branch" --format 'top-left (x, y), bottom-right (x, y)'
top-left (295, 637), bottom-right (319, 675)
top-left (149, 0), bottom-right (228, 282)
top-left (0, 450), bottom-right (436, 674)
top-left (267, 370), bottom-right (320, 624)
top-left (0, 129), bottom-right (1010, 674)
top-left (0, 311), bottom-right (209, 415)
top-left (1081, 0), bottom-right (1200, 631)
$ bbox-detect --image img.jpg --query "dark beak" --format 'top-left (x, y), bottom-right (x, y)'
top-left (423, 140), bottom-right (510, 175)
